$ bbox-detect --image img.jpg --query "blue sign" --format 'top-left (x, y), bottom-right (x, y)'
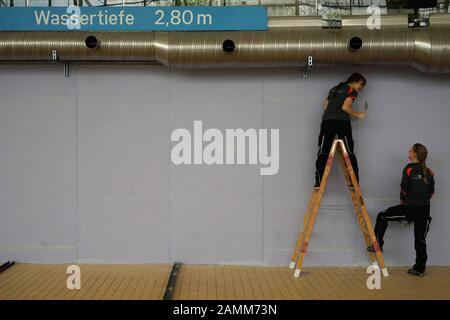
top-left (0, 6), bottom-right (268, 31)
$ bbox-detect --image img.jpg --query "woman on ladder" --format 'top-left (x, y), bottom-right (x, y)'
top-left (314, 72), bottom-right (367, 188)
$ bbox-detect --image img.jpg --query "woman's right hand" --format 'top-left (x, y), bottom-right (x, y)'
top-left (357, 112), bottom-right (366, 120)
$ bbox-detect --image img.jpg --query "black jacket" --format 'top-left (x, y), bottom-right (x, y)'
top-left (322, 82), bottom-right (358, 122)
top-left (400, 163), bottom-right (435, 205)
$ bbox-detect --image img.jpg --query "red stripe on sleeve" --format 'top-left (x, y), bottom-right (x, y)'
top-left (406, 167), bottom-right (413, 177)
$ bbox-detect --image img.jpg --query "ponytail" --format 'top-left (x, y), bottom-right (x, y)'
top-left (420, 162), bottom-right (428, 184)
top-left (413, 143), bottom-right (429, 184)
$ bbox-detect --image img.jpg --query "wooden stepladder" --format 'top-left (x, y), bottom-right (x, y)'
top-left (289, 139), bottom-right (389, 278)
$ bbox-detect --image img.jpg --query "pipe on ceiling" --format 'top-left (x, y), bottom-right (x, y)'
top-left (0, 14), bottom-right (449, 73)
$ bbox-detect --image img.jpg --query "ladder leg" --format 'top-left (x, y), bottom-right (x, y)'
top-left (338, 153), bottom-right (377, 263)
top-left (339, 143), bottom-right (389, 277)
top-left (293, 201), bottom-right (320, 278)
top-left (350, 191), bottom-right (378, 263)
top-left (290, 189), bottom-right (318, 269)
top-left (360, 207), bottom-right (389, 276)
top-left (294, 142), bottom-right (338, 277)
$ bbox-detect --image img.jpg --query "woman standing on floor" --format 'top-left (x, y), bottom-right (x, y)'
top-left (368, 143), bottom-right (435, 277)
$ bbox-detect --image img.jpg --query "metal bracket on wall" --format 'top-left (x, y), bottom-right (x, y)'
top-left (50, 49), bottom-right (70, 78)
top-left (302, 56), bottom-right (314, 78)
top-left (64, 63), bottom-right (70, 78)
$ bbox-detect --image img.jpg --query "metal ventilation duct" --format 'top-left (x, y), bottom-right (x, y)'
top-left (0, 14), bottom-right (449, 73)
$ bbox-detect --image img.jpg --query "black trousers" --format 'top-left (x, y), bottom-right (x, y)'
top-left (374, 204), bottom-right (432, 273)
top-left (315, 120), bottom-right (359, 185)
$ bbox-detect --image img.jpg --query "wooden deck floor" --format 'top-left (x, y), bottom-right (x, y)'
top-left (1, 264), bottom-right (450, 300)
top-left (0, 264), bottom-right (170, 300)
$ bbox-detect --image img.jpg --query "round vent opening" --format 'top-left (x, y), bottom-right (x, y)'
top-left (349, 36), bottom-right (363, 51)
top-left (222, 39), bottom-right (236, 53)
top-left (85, 35), bottom-right (99, 49)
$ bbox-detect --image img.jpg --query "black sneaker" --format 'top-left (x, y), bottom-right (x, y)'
top-left (367, 245), bottom-right (383, 253)
top-left (407, 268), bottom-right (425, 277)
